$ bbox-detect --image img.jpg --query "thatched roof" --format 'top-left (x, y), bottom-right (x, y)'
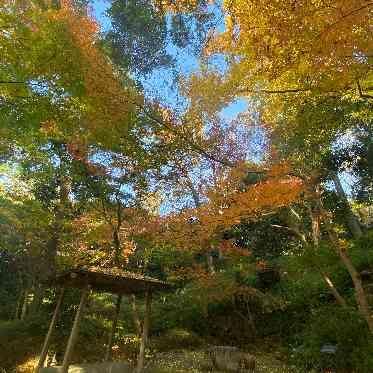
top-left (49, 267), bottom-right (171, 295)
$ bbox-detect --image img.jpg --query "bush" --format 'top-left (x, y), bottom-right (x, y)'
top-left (0, 319), bottom-right (45, 371)
top-left (150, 328), bottom-right (204, 352)
top-left (290, 305), bottom-right (373, 372)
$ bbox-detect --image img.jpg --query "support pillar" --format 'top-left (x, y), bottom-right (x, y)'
top-left (35, 287), bottom-right (65, 372)
top-left (61, 287), bottom-right (89, 373)
top-left (104, 294), bottom-right (122, 361)
top-left (136, 289), bottom-right (152, 373)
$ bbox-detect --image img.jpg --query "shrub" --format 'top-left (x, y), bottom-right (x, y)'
top-left (290, 305), bottom-right (373, 372)
top-left (0, 319), bottom-right (44, 371)
top-left (150, 328), bottom-right (204, 352)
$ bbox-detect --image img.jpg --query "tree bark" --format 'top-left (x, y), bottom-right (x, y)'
top-left (14, 289), bottom-right (24, 320)
top-left (320, 270), bottom-right (347, 307)
top-left (29, 283), bottom-right (44, 316)
top-left (20, 288), bottom-right (29, 320)
top-left (331, 171), bottom-right (362, 239)
top-left (129, 294), bottom-right (142, 336)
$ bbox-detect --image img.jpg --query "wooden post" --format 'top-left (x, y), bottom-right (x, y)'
top-left (35, 287), bottom-right (65, 372)
top-left (61, 287), bottom-right (89, 373)
top-left (104, 294), bottom-right (122, 362)
top-left (136, 289), bottom-right (152, 373)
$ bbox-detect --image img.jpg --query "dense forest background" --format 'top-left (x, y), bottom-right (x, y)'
top-left (0, 0), bottom-right (372, 372)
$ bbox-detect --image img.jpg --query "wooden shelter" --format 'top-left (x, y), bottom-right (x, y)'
top-left (35, 267), bottom-right (171, 373)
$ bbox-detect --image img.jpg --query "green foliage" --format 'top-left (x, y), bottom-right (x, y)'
top-left (350, 231), bottom-right (373, 270)
top-left (291, 305), bottom-right (373, 372)
top-left (106, 0), bottom-right (215, 75)
top-left (233, 212), bottom-right (302, 261)
top-left (348, 125), bottom-right (373, 202)
top-left (150, 328), bottom-right (204, 352)
top-left (107, 0), bottom-right (171, 75)
top-left (0, 318), bottom-right (45, 370)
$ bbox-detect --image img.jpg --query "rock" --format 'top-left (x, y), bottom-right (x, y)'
top-left (207, 346), bottom-right (256, 372)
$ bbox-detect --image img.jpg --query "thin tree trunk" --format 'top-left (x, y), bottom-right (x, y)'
top-left (186, 178), bottom-right (217, 274)
top-left (245, 302), bottom-right (257, 336)
top-left (113, 229), bottom-right (121, 267)
top-left (320, 270), bottom-right (347, 307)
top-left (129, 294), bottom-right (142, 335)
top-left (105, 295), bottom-right (122, 362)
top-left (20, 288), bottom-right (29, 320)
top-left (14, 290), bottom-right (24, 320)
top-left (309, 208), bottom-right (321, 247)
top-left (331, 171), bottom-right (362, 239)
top-left (308, 205), bottom-right (347, 307)
top-left (207, 252), bottom-right (215, 275)
top-left (29, 284), bottom-right (44, 316)
top-left (319, 202), bottom-right (373, 332)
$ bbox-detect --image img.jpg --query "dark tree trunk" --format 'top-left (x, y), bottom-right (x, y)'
top-left (14, 289), bottom-right (25, 320)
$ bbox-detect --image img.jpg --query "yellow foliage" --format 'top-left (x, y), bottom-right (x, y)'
top-left (214, 0), bottom-right (371, 94)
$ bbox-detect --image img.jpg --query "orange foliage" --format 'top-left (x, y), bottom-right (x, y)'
top-left (138, 163), bottom-right (304, 252)
top-left (60, 11), bottom-right (125, 97)
top-left (47, 2), bottom-right (141, 141)
top-left (69, 207), bottom-right (140, 266)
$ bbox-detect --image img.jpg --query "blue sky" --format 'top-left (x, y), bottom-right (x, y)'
top-left (92, 0), bottom-right (110, 31)
top-left (91, 0), bottom-right (252, 139)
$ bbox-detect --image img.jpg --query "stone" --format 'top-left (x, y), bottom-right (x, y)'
top-left (207, 346), bottom-right (256, 372)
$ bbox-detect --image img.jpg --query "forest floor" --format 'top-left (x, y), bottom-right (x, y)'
top-left (144, 349), bottom-right (296, 372)
top-left (11, 346), bottom-right (295, 373)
